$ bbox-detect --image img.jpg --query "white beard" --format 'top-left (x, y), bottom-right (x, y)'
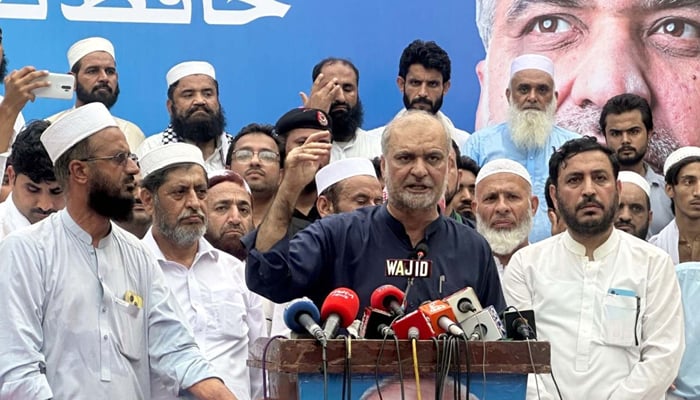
top-left (476, 208), bottom-right (533, 256)
top-left (507, 99), bottom-right (557, 150)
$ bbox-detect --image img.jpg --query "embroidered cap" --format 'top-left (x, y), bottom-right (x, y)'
top-left (476, 158), bottom-right (532, 187)
top-left (40, 102), bottom-right (118, 164)
top-left (510, 54), bottom-right (555, 79)
top-left (67, 37), bottom-right (115, 69)
top-left (166, 61), bottom-right (216, 87)
top-left (139, 143), bottom-right (206, 179)
top-left (618, 171), bottom-right (651, 198)
top-left (315, 157), bottom-right (377, 195)
top-left (663, 146), bottom-right (700, 178)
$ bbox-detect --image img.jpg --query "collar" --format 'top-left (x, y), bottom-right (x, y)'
top-left (643, 162), bottom-right (665, 187)
top-left (562, 228), bottom-right (619, 259)
top-left (380, 204), bottom-right (445, 244)
top-left (142, 228), bottom-right (219, 266)
top-left (60, 209), bottom-right (115, 248)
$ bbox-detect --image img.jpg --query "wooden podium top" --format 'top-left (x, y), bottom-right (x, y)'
top-left (249, 338), bottom-right (551, 375)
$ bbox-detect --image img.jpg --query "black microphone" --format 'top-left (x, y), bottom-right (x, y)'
top-left (412, 241), bottom-right (429, 260)
top-left (503, 309), bottom-right (537, 340)
top-left (401, 241), bottom-right (431, 310)
top-left (283, 298), bottom-right (327, 346)
top-left (513, 317), bottom-right (536, 340)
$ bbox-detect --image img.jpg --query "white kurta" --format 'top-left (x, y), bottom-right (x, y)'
top-left (0, 192), bottom-right (31, 240)
top-left (649, 219), bottom-right (680, 265)
top-left (366, 109), bottom-right (471, 150)
top-left (503, 229), bottom-right (685, 400)
top-left (0, 94), bottom-right (25, 186)
top-left (143, 232), bottom-right (265, 400)
top-left (330, 127), bottom-right (382, 162)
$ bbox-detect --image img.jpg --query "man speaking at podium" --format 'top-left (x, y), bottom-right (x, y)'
top-left (243, 110), bottom-right (505, 316)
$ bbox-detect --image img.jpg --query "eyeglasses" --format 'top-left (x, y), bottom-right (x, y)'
top-left (231, 149), bottom-right (279, 164)
top-left (80, 152), bottom-right (139, 166)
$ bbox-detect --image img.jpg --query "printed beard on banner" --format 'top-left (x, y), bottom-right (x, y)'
top-left (0, 0), bottom-right (291, 25)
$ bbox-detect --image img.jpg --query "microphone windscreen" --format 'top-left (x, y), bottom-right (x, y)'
top-left (415, 242), bottom-right (429, 257)
top-left (283, 298), bottom-right (321, 333)
top-left (320, 287), bottom-right (360, 327)
top-left (370, 284), bottom-right (404, 311)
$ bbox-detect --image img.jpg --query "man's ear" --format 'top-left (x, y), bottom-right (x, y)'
top-left (166, 99), bottom-right (173, 116)
top-left (396, 76), bottom-right (405, 93)
top-left (316, 195), bottom-right (333, 218)
top-left (6, 165), bottom-right (16, 185)
top-left (140, 188), bottom-right (156, 216)
top-left (68, 160), bottom-right (90, 186)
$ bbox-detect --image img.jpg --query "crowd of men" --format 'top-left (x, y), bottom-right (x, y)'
top-left (0, 32), bottom-right (697, 400)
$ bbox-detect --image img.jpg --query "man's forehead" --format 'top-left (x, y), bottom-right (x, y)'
top-left (511, 69), bottom-right (553, 86)
top-left (620, 182), bottom-right (648, 200)
top-left (79, 51), bottom-right (115, 67)
top-left (210, 180), bottom-right (250, 198)
top-left (175, 74), bottom-right (217, 90)
top-left (321, 62), bottom-right (357, 82)
top-left (561, 150), bottom-right (613, 172)
top-left (163, 164), bottom-right (207, 184)
top-left (235, 133), bottom-right (277, 149)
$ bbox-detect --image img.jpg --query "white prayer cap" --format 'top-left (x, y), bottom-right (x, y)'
top-left (40, 102), bottom-right (118, 164)
top-left (208, 169), bottom-right (252, 195)
top-left (475, 159), bottom-right (532, 187)
top-left (315, 158), bottom-right (377, 195)
top-left (67, 37), bottom-right (115, 69)
top-left (510, 54), bottom-right (555, 79)
top-left (618, 171), bottom-right (650, 198)
top-left (166, 61), bottom-right (216, 87)
top-left (663, 146), bottom-right (700, 177)
top-left (139, 143), bottom-right (206, 179)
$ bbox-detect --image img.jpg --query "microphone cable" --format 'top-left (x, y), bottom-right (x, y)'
top-left (392, 333), bottom-right (406, 400)
top-left (410, 335), bottom-right (422, 400)
top-left (261, 335), bottom-right (287, 400)
top-left (322, 341), bottom-right (329, 400)
top-left (340, 335), bottom-right (353, 400)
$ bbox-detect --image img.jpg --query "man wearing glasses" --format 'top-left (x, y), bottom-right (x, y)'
top-left (226, 123), bottom-right (283, 227)
top-left (0, 103), bottom-right (238, 399)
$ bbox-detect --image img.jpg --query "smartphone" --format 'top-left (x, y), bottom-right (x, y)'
top-left (32, 73), bottom-right (75, 100)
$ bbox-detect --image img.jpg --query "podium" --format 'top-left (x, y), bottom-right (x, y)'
top-left (249, 338), bottom-right (550, 400)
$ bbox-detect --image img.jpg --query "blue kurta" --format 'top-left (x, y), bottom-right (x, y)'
top-left (242, 205), bottom-right (506, 317)
top-left (464, 122), bottom-right (579, 243)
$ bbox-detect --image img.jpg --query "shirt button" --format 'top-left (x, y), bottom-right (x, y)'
top-left (101, 307), bottom-right (106, 313)
top-left (103, 335), bottom-right (108, 340)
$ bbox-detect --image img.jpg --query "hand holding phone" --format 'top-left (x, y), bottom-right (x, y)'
top-left (31, 73), bottom-right (75, 100)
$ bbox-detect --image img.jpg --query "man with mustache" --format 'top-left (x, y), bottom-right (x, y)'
top-left (503, 136), bottom-right (684, 400)
top-left (0, 104), bottom-right (238, 399)
top-left (47, 37), bottom-right (145, 151)
top-left (615, 171), bottom-right (653, 240)
top-left (226, 123), bottom-right (283, 226)
top-left (650, 147), bottom-right (700, 265)
top-left (0, 120), bottom-right (65, 240)
top-left (139, 143), bottom-right (264, 400)
top-left (137, 61), bottom-right (230, 172)
top-left (204, 169), bottom-right (254, 261)
top-left (243, 110), bottom-right (505, 318)
top-left (600, 93), bottom-right (672, 236)
top-left (474, 0), bottom-right (700, 171)
top-left (0, 26), bottom-right (50, 191)
top-left (367, 40), bottom-right (470, 149)
top-left (465, 54), bottom-right (578, 243)
top-left (473, 159), bottom-right (537, 279)
top-left (302, 57), bottom-right (381, 161)
top-left (114, 172), bottom-right (151, 239)
top-left (448, 155), bottom-right (480, 224)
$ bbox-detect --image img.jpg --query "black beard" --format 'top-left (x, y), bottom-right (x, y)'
top-left (171, 104), bottom-right (226, 143)
top-left (0, 55), bottom-right (7, 82)
top-left (617, 148), bottom-right (646, 167)
top-left (76, 81), bottom-right (120, 109)
top-left (89, 172), bottom-right (135, 221)
top-left (402, 92), bottom-right (443, 114)
top-left (329, 98), bottom-right (364, 142)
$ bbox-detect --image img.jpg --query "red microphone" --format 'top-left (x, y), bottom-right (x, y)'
top-left (370, 284), bottom-right (405, 317)
top-left (320, 287), bottom-right (360, 339)
top-left (419, 299), bottom-right (465, 337)
top-left (390, 309), bottom-right (436, 340)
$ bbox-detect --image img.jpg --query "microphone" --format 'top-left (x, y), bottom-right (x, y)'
top-left (370, 284), bottom-right (405, 317)
top-left (459, 306), bottom-right (505, 341)
top-left (320, 287), bottom-right (360, 340)
top-left (283, 298), bottom-right (327, 346)
top-left (443, 287), bottom-right (483, 322)
top-left (413, 242), bottom-right (429, 260)
top-left (359, 307), bottom-right (396, 339)
top-left (419, 300), bottom-right (465, 337)
top-left (391, 308), bottom-right (436, 340)
top-left (503, 310), bottom-right (537, 340)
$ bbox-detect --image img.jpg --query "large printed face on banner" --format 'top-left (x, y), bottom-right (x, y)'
top-left (475, 0), bottom-right (700, 169)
